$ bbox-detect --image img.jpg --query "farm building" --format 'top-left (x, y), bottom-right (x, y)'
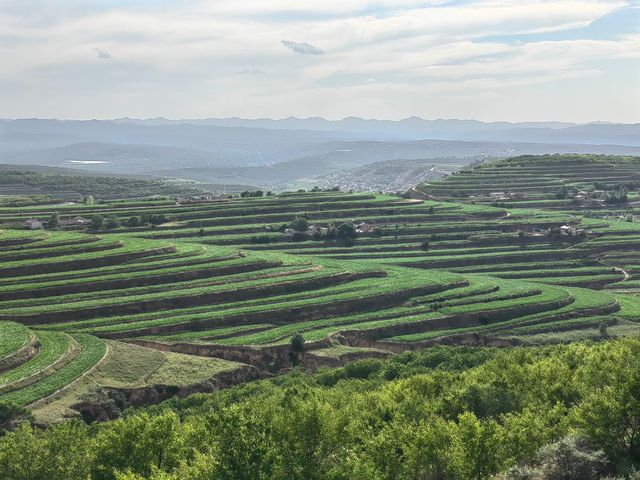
top-left (176, 195), bottom-right (228, 204)
top-left (60, 216), bottom-right (91, 227)
top-left (24, 218), bottom-right (43, 230)
top-left (356, 222), bottom-right (376, 233)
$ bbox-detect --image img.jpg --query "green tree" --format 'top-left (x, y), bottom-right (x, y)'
top-left (205, 406), bottom-right (275, 480)
top-left (556, 185), bottom-right (569, 199)
top-left (149, 214), bottom-right (167, 225)
top-left (271, 391), bottom-right (332, 480)
top-left (92, 412), bottom-right (185, 480)
top-left (290, 217), bottom-right (309, 232)
top-left (47, 211), bottom-right (60, 230)
top-left (336, 222), bottom-right (357, 244)
top-left (126, 216), bottom-right (141, 227)
top-left (84, 194), bottom-right (95, 205)
top-left (90, 214), bottom-right (104, 231)
top-left (0, 402), bottom-right (32, 434)
top-left (0, 422), bottom-right (92, 480)
top-left (290, 333), bottom-right (305, 353)
top-left (576, 370), bottom-right (640, 459)
top-left (104, 215), bottom-right (121, 230)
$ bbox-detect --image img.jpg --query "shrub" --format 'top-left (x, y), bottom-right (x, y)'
top-left (292, 232), bottom-right (308, 242)
top-left (47, 211), bottom-right (60, 230)
top-left (343, 359), bottom-right (383, 379)
top-left (290, 217), bottom-right (308, 232)
top-left (0, 402), bottom-right (33, 434)
top-left (290, 333), bottom-right (305, 353)
top-left (104, 215), bottom-right (121, 230)
top-left (90, 214), bottom-right (104, 231)
top-left (126, 216), bottom-right (141, 227)
top-left (250, 235), bottom-right (273, 244)
top-left (337, 222), bottom-right (357, 243)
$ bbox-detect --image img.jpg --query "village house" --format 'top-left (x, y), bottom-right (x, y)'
top-left (489, 191), bottom-right (524, 201)
top-left (356, 222), bottom-right (376, 233)
top-left (60, 216), bottom-right (91, 227)
top-left (560, 225), bottom-right (576, 236)
top-left (24, 218), bottom-right (43, 230)
top-left (530, 226), bottom-right (549, 236)
top-left (176, 194), bottom-right (228, 205)
top-left (307, 225), bottom-right (329, 236)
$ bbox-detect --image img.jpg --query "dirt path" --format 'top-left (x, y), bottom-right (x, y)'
top-left (597, 258), bottom-right (631, 282)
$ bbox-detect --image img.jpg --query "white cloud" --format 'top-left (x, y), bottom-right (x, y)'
top-left (0, 0), bottom-right (636, 121)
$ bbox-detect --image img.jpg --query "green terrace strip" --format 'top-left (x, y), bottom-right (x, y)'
top-left (0, 255), bottom-right (288, 303)
top-left (0, 265), bottom-right (342, 315)
top-left (220, 310), bottom-right (446, 346)
top-left (396, 286), bottom-right (619, 342)
top-left (385, 286), bottom-right (617, 343)
top-left (0, 266), bottom-right (361, 323)
top-left (0, 334), bottom-right (107, 406)
top-left (0, 242), bottom-right (239, 287)
top-left (0, 331), bottom-right (75, 394)
top-left (0, 236), bottom-right (121, 262)
top-left (0, 322), bottom-right (32, 360)
top-left (0, 236), bottom-right (177, 277)
top-left (41, 280), bottom-right (361, 332)
top-left (0, 231), bottom-right (98, 252)
top-left (70, 268), bottom-right (463, 337)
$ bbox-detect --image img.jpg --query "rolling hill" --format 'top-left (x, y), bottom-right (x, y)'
top-left (0, 156), bottom-right (639, 423)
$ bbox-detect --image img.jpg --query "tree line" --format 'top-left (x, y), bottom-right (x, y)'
top-left (1, 338), bottom-right (640, 479)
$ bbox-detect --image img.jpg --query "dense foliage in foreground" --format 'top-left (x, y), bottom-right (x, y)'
top-left (2, 339), bottom-right (640, 479)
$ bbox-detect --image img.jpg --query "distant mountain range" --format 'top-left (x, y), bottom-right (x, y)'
top-left (109, 117), bottom-right (640, 145)
top-left (1, 117), bottom-right (639, 191)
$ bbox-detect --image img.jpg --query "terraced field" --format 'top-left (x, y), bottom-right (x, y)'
top-left (1, 155), bottom-right (639, 421)
top-left (417, 154), bottom-right (640, 209)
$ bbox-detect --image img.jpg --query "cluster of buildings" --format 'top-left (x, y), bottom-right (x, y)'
top-left (529, 225), bottom-right (591, 237)
top-left (283, 224), bottom-right (329, 237)
top-left (24, 216), bottom-right (90, 230)
top-left (573, 190), bottom-right (606, 202)
top-left (489, 192), bottom-right (525, 201)
top-left (175, 194), bottom-right (229, 205)
top-left (281, 222), bottom-right (377, 238)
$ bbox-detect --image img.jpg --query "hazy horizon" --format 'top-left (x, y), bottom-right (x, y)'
top-left (2, 115), bottom-right (638, 125)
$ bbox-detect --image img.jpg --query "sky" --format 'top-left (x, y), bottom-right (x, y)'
top-left (0, 0), bottom-right (639, 122)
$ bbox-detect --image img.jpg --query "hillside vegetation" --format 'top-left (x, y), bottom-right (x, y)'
top-left (2, 339), bottom-right (640, 479)
top-left (0, 166), bottom-right (202, 199)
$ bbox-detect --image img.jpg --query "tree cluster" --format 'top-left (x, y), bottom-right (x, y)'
top-left (239, 191), bottom-right (264, 198)
top-left (2, 339), bottom-right (640, 479)
top-left (90, 214), bottom-right (168, 231)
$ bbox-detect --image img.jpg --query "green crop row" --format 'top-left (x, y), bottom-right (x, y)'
top-left (0, 322), bottom-right (31, 359)
top-left (0, 331), bottom-right (73, 389)
top-left (0, 334), bottom-right (106, 406)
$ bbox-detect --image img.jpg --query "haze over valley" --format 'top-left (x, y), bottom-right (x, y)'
top-left (2, 117), bottom-right (639, 191)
